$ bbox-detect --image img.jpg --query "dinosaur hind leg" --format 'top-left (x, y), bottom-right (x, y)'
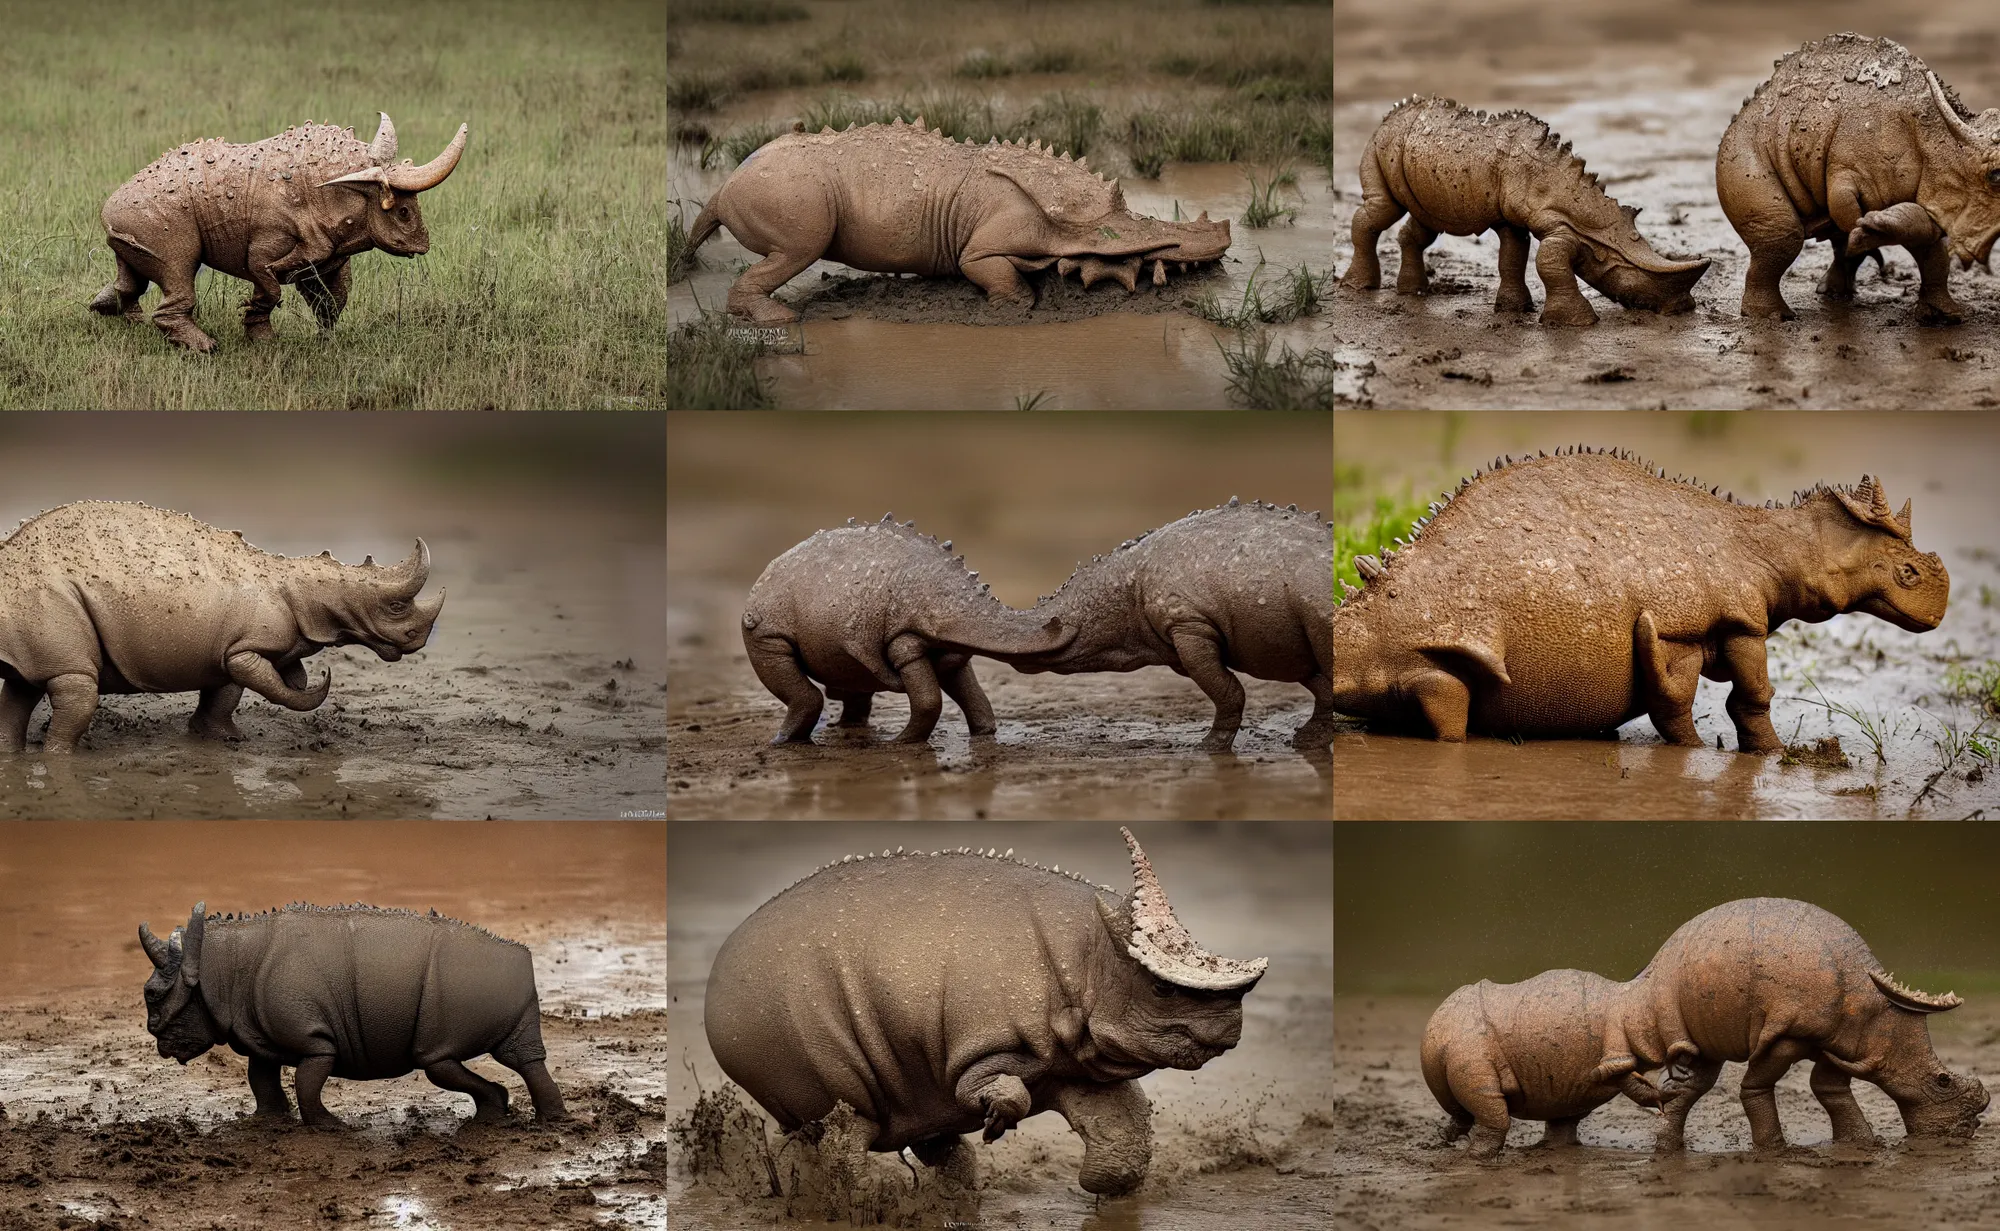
top-left (887, 633), bottom-right (944, 743)
top-left (827, 688), bottom-right (874, 728)
top-left (1633, 610), bottom-right (1704, 746)
top-left (745, 636), bottom-right (825, 743)
top-left (936, 655), bottom-right (997, 736)
top-left (1169, 628), bottom-right (1246, 752)
top-left (1292, 671), bottom-right (1334, 751)
top-left (89, 249), bottom-right (149, 322)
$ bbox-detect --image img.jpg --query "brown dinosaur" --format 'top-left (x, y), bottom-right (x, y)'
top-left (1717, 33), bottom-right (2000, 323)
top-left (1330, 449), bottom-right (1949, 752)
top-left (1340, 97), bottom-right (1709, 326)
top-left (741, 515), bottom-right (1074, 744)
top-left (1424, 898), bottom-right (1988, 1156)
top-left (687, 117), bottom-right (1231, 324)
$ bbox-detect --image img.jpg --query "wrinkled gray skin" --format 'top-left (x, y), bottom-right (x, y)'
top-left (0, 501), bottom-right (444, 753)
top-left (741, 514), bottom-right (1074, 744)
top-left (705, 846), bottom-right (1259, 1195)
top-left (1423, 898), bottom-right (1988, 1157)
top-left (140, 902), bottom-right (566, 1127)
top-left (91, 113), bottom-right (468, 351)
top-left (1002, 498), bottom-right (1334, 751)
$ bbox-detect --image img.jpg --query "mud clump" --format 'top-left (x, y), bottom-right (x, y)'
top-left (1782, 736), bottom-right (1852, 769)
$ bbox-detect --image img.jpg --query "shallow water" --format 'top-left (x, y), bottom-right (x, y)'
top-left (1334, 411), bottom-right (2000, 819)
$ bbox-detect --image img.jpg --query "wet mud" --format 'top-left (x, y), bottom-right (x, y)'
top-left (1333, 0), bottom-right (2000, 409)
top-left (0, 414), bottom-right (665, 820)
top-left (666, 413), bottom-right (1332, 821)
top-left (0, 821), bottom-right (667, 1229)
top-left (1333, 411), bottom-right (2000, 819)
top-left (1333, 993), bottom-right (2000, 1230)
top-left (667, 822), bottom-right (1333, 1231)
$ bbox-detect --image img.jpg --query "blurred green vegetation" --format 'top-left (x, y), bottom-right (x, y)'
top-left (1334, 823), bottom-right (2000, 995)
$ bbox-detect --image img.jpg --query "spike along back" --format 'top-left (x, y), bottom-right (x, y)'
top-left (687, 118), bottom-right (1233, 324)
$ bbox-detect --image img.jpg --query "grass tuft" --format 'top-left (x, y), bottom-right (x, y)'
top-left (818, 52), bottom-right (868, 83)
top-left (1191, 260), bottom-right (1328, 327)
top-left (1125, 99), bottom-right (1330, 177)
top-left (669, 71), bottom-right (730, 113)
top-left (667, 314), bottom-right (773, 409)
top-left (701, 122), bottom-right (783, 170)
top-left (1218, 331), bottom-right (1335, 410)
top-left (1240, 168), bottom-right (1298, 227)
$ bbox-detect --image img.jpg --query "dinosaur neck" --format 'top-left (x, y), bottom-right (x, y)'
top-left (1030, 559), bottom-right (1155, 672)
top-left (1741, 503), bottom-right (1863, 625)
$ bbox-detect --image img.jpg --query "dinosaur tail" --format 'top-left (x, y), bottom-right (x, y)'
top-left (687, 201), bottom-right (722, 251)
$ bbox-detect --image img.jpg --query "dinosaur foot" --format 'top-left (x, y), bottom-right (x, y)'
top-left (730, 295), bottom-right (800, 325)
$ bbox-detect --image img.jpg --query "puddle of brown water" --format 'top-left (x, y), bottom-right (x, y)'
top-left (1334, 0), bottom-right (2000, 410)
top-left (1335, 412), bottom-right (2000, 819)
top-left (668, 822), bottom-right (1333, 1230)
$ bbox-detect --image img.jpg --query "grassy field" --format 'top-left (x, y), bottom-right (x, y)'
top-left (0, 0), bottom-right (664, 409)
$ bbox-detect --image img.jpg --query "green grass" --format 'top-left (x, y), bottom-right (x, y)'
top-left (1191, 259), bottom-right (1328, 327)
top-left (667, 313), bottom-right (772, 409)
top-left (700, 122), bottom-right (783, 170)
top-left (1335, 486), bottom-right (1433, 596)
top-left (0, 0), bottom-right (662, 409)
top-left (1125, 98), bottom-right (1331, 177)
top-left (1945, 660), bottom-right (2000, 717)
top-left (1240, 168), bottom-right (1298, 227)
top-left (1218, 331), bottom-right (1334, 410)
top-left (669, 70), bottom-right (730, 113)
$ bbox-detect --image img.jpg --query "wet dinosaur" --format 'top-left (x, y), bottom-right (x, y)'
top-left (1341, 96), bottom-right (1710, 325)
top-left (688, 117), bottom-right (1232, 323)
top-left (1424, 898), bottom-right (1987, 1156)
top-left (705, 828), bottom-right (1265, 1194)
top-left (741, 514), bottom-right (1073, 744)
top-left (1001, 497), bottom-right (1334, 751)
top-left (1717, 33), bottom-right (2000, 323)
top-left (1331, 449), bottom-right (1949, 751)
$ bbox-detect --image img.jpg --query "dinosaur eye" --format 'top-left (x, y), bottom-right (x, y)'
top-left (1935, 1072), bottom-right (1955, 1088)
top-left (386, 599), bottom-right (407, 614)
top-left (1988, 168), bottom-right (2000, 188)
top-left (1895, 562), bottom-right (1921, 588)
top-left (1152, 981), bottom-right (1174, 998)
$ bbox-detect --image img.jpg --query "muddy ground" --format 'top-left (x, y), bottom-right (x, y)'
top-left (667, 822), bottom-right (1333, 1231)
top-left (670, 0), bottom-right (1331, 409)
top-left (1333, 995), bottom-right (2000, 1230)
top-left (0, 414), bottom-right (665, 821)
top-left (0, 821), bottom-right (668, 1229)
top-left (1333, 0), bottom-right (2000, 409)
top-left (1334, 411), bottom-right (2000, 819)
top-left (666, 412), bottom-right (1332, 821)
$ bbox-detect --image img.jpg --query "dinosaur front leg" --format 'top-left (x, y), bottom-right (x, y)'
top-left (1494, 225), bottom-right (1536, 313)
top-left (1739, 1038), bottom-right (1814, 1149)
top-left (188, 683), bottom-right (246, 741)
top-left (1534, 1116), bottom-right (1582, 1148)
top-left (1808, 1057), bottom-right (1881, 1145)
top-left (1909, 234), bottom-right (1967, 326)
top-left (41, 673), bottom-right (101, 754)
top-left (247, 1054), bottom-right (294, 1118)
top-left (1169, 628), bottom-right (1246, 752)
top-left (1401, 668), bottom-right (1472, 741)
top-left (1655, 1054), bottom-right (1720, 1151)
top-left (909, 1133), bottom-right (977, 1186)
top-left (1534, 229), bottom-right (1598, 326)
top-left (1716, 633), bottom-right (1780, 753)
top-left (960, 255), bottom-right (1035, 307)
top-left (227, 652), bottom-right (330, 712)
top-left (1340, 155), bottom-right (1405, 291)
top-left (1049, 1080), bottom-right (1152, 1196)
top-left (295, 259), bottom-right (352, 333)
top-left (1396, 215), bottom-right (1438, 295)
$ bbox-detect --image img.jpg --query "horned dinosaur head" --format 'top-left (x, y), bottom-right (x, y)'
top-left (1122, 827), bottom-right (1267, 991)
top-left (298, 539), bottom-right (446, 661)
top-left (317, 114), bottom-right (469, 257)
top-left (140, 902), bottom-right (222, 1064)
top-left (1826, 476), bottom-right (1949, 632)
top-left (1570, 209), bottom-right (1709, 313)
top-left (1922, 72), bottom-right (2000, 271)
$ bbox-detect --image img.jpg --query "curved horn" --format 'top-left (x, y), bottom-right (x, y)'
top-left (1872, 968), bottom-right (1961, 1013)
top-left (1121, 827), bottom-right (1267, 990)
top-left (140, 922), bottom-right (173, 969)
top-left (415, 586), bottom-right (447, 624)
top-left (386, 123), bottom-right (468, 192)
top-left (1870, 478), bottom-right (1893, 520)
top-left (1833, 479), bottom-right (1914, 541)
top-left (1928, 73), bottom-right (1983, 148)
top-left (1895, 498), bottom-right (1913, 536)
top-left (181, 902), bottom-right (206, 987)
top-left (368, 112), bottom-right (398, 164)
top-left (385, 538), bottom-right (431, 599)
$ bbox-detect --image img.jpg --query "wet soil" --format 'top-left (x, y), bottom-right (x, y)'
top-left (1333, 993), bottom-right (2000, 1229)
top-left (0, 820), bottom-right (667, 1229)
top-left (0, 414), bottom-right (665, 821)
top-left (666, 412), bottom-right (1332, 821)
top-left (1333, 0), bottom-right (2000, 409)
top-left (667, 822), bottom-right (1333, 1231)
top-left (1333, 411), bottom-right (2000, 819)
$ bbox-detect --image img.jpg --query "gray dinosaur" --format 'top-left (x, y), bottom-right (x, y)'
top-left (0, 501), bottom-right (443, 752)
top-left (1003, 498), bottom-right (1334, 751)
top-left (741, 514), bottom-right (1073, 744)
top-left (704, 828), bottom-right (1265, 1195)
top-left (141, 902), bottom-right (566, 1126)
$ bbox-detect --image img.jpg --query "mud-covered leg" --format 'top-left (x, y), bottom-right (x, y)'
top-left (745, 636), bottom-right (824, 743)
top-left (0, 679), bottom-right (44, 753)
top-left (1817, 230), bottom-right (1865, 302)
top-left (1910, 237), bottom-right (1967, 326)
top-left (42, 673), bottom-right (100, 754)
top-left (1534, 1116), bottom-right (1582, 1148)
top-left (1340, 155), bottom-right (1405, 290)
top-left (1717, 633), bottom-right (1780, 753)
top-left (89, 251), bottom-right (149, 322)
top-left (1396, 216), bottom-right (1438, 295)
top-left (187, 684), bottom-right (246, 741)
top-left (294, 1053), bottom-right (344, 1127)
top-left (909, 1133), bottom-right (977, 1187)
top-left (1534, 229), bottom-right (1598, 326)
top-left (729, 245), bottom-right (825, 325)
top-left (1402, 668), bottom-right (1472, 742)
top-left (1740, 1039), bottom-right (1814, 1148)
top-left (295, 259), bottom-right (351, 333)
top-left (1634, 610), bottom-right (1704, 746)
top-left (888, 634), bottom-right (944, 743)
top-left (242, 265), bottom-right (284, 342)
top-left (1437, 1110), bottom-right (1474, 1145)
top-left (1494, 225), bottom-right (1536, 313)
top-left (827, 688), bottom-right (874, 728)
top-left (960, 255), bottom-right (1035, 308)
top-left (247, 1055), bottom-right (293, 1118)
top-left (149, 260), bottom-right (217, 353)
top-left (937, 657), bottom-right (997, 737)
top-left (512, 1059), bottom-right (568, 1121)
top-left (424, 1058), bottom-right (511, 1122)
top-left (1655, 1055), bottom-right (1721, 1151)
top-left (1292, 672), bottom-right (1335, 751)
top-left (1170, 628), bottom-right (1245, 751)
top-left (1050, 1080), bottom-right (1152, 1196)
top-left (964, 1072), bottom-right (1031, 1141)
top-left (1809, 1058), bottom-right (1880, 1145)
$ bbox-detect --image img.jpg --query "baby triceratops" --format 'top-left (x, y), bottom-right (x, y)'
top-left (742, 514), bottom-right (1073, 744)
top-left (1342, 97), bottom-right (1709, 325)
top-left (1331, 449), bottom-right (1949, 751)
top-left (705, 828), bottom-right (1265, 1195)
top-left (141, 902), bottom-right (566, 1126)
top-left (0, 502), bottom-right (443, 752)
top-left (1425, 898), bottom-right (1988, 1156)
